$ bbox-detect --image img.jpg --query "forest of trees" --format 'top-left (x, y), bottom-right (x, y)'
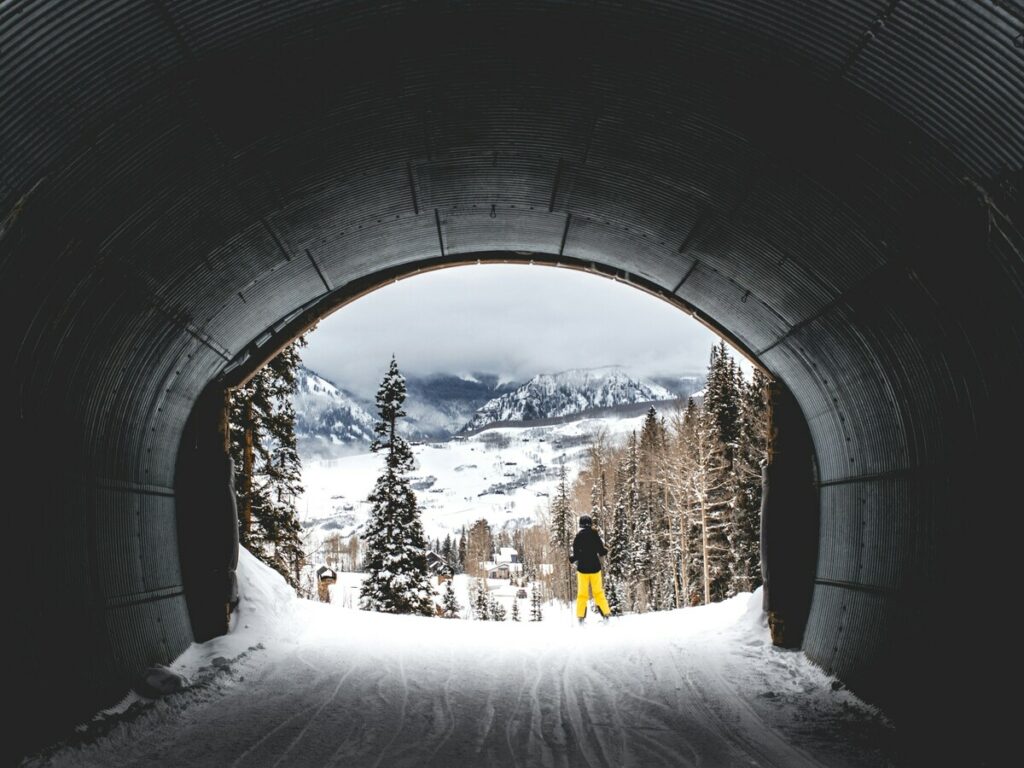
top-left (415, 342), bottom-right (769, 618)
top-left (228, 336), bottom-right (309, 594)
top-left (553, 341), bottom-right (770, 612)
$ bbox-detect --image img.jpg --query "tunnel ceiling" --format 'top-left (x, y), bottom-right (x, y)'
top-left (1, 0), bottom-right (1022, 755)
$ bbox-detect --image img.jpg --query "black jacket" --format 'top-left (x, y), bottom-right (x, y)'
top-left (570, 528), bottom-right (607, 574)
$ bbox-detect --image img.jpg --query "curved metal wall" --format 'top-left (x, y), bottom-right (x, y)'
top-left (1, 0), bottom-right (1020, 758)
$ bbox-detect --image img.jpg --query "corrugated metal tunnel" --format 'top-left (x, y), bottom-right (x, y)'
top-left (2, 0), bottom-right (1020, 760)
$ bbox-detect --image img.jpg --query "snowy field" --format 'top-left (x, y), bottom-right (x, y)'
top-left (26, 550), bottom-right (898, 767)
top-left (300, 413), bottom-right (651, 543)
top-left (329, 569), bottom-right (556, 621)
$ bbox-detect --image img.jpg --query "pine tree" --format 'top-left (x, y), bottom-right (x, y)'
top-left (549, 464), bottom-right (574, 602)
top-left (732, 368), bottom-right (769, 593)
top-left (628, 483), bottom-right (656, 612)
top-left (680, 399), bottom-right (706, 605)
top-left (229, 337), bottom-right (307, 590)
top-left (457, 527), bottom-right (467, 573)
top-left (589, 469), bottom-right (611, 533)
top-left (663, 400), bottom-right (699, 607)
top-left (704, 340), bottom-right (741, 461)
top-left (605, 578), bottom-right (622, 616)
top-left (511, 598), bottom-right (521, 622)
top-left (638, 407), bottom-right (671, 611)
top-left (585, 432), bottom-right (611, 530)
top-left (473, 578), bottom-right (491, 620)
top-left (490, 593), bottom-right (507, 621)
top-left (606, 435), bottom-right (637, 614)
top-left (441, 534), bottom-right (458, 574)
top-left (686, 406), bottom-right (733, 604)
top-left (698, 342), bottom-right (748, 599)
top-left (529, 584), bottom-right (544, 621)
top-left (359, 357), bottom-right (435, 616)
top-left (440, 579), bottom-right (462, 618)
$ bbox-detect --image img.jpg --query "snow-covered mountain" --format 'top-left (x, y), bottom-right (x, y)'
top-left (403, 373), bottom-right (521, 438)
top-left (293, 366), bottom-right (704, 455)
top-left (301, 411), bottom-right (651, 542)
top-left (293, 368), bottom-right (521, 456)
top-left (294, 367), bottom-right (377, 457)
top-left (649, 374), bottom-right (705, 400)
top-left (461, 367), bottom-right (678, 432)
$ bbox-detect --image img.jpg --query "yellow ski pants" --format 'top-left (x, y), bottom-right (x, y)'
top-left (576, 571), bottom-right (611, 619)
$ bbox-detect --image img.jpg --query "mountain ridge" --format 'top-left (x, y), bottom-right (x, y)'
top-left (294, 365), bottom-right (706, 456)
top-left (460, 367), bottom-right (691, 432)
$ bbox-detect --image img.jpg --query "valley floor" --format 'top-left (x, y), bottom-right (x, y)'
top-left (27, 551), bottom-right (898, 768)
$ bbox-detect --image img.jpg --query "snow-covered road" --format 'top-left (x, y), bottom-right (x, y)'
top-left (27, 552), bottom-right (896, 767)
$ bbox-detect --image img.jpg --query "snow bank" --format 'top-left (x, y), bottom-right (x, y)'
top-left (232, 547), bottom-right (301, 632)
top-left (26, 564), bottom-right (895, 767)
top-left (169, 547), bottom-right (301, 680)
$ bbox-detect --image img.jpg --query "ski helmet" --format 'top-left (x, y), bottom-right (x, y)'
top-left (579, 515), bottom-right (593, 528)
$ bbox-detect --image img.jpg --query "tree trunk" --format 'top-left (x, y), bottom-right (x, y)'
top-left (672, 556), bottom-right (680, 609)
top-left (242, 399), bottom-right (254, 536)
top-left (679, 498), bottom-right (689, 607)
top-left (700, 498), bottom-right (711, 606)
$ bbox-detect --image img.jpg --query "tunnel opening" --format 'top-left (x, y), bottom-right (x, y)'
top-left (175, 260), bottom-right (820, 647)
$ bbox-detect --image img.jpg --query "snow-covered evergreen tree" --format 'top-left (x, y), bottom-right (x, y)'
top-left (489, 593), bottom-right (507, 621)
top-left (457, 527), bottom-right (467, 573)
top-left (549, 464), bottom-right (574, 601)
top-left (732, 368), bottom-right (769, 592)
top-left (229, 336), bottom-right (307, 590)
top-left (628, 487), bottom-right (656, 612)
top-left (441, 534), bottom-right (458, 575)
top-left (358, 357), bottom-right (435, 616)
top-left (585, 433), bottom-right (612, 530)
top-left (529, 584), bottom-right (544, 621)
top-left (604, 578), bottom-right (622, 616)
top-left (440, 579), bottom-right (462, 618)
top-left (511, 598), bottom-right (521, 622)
top-left (638, 407), bottom-right (672, 610)
top-left (473, 578), bottom-right (491, 620)
top-left (605, 435), bottom-right (637, 614)
top-left (704, 340), bottom-right (741, 462)
top-left (699, 342), bottom-right (745, 599)
top-left (550, 464), bottom-right (573, 550)
top-left (685, 405), bottom-right (733, 604)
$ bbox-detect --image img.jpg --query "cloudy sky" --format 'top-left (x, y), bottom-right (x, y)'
top-left (303, 264), bottom-right (731, 398)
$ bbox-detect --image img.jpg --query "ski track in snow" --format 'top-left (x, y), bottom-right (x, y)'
top-left (26, 553), bottom-right (898, 768)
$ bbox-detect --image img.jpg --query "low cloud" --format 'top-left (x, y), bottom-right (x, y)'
top-left (302, 264), bottom-right (724, 398)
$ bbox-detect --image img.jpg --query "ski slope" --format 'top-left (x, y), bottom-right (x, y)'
top-left (300, 413), bottom-right (652, 543)
top-left (27, 550), bottom-right (897, 767)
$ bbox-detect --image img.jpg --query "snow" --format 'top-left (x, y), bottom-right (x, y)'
top-left (300, 412), bottom-right (657, 544)
top-left (465, 366), bottom-right (677, 430)
top-left (27, 550), bottom-right (896, 767)
top-left (294, 366), bottom-right (377, 455)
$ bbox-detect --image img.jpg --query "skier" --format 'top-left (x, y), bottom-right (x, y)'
top-left (570, 515), bottom-right (611, 624)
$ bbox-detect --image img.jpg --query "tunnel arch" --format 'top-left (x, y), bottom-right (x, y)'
top-left (2, 0), bottom-right (1020, 759)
